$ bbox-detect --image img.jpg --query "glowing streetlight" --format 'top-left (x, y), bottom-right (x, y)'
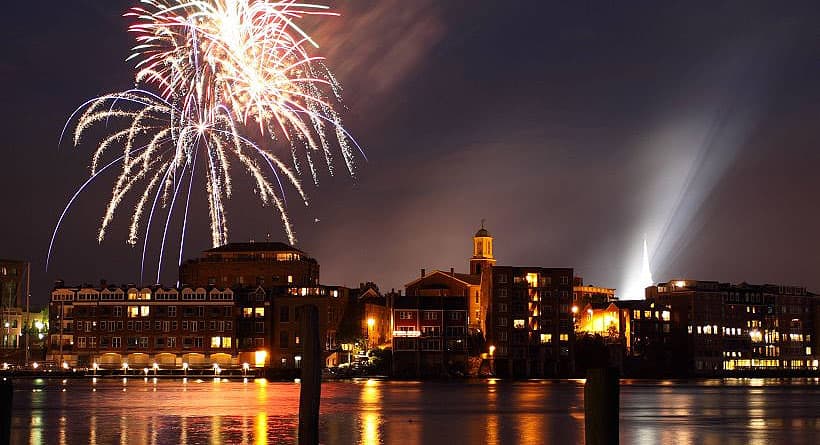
top-left (182, 362), bottom-right (189, 376)
top-left (367, 317), bottom-right (375, 328)
top-left (32, 362), bottom-right (39, 369)
top-left (571, 306), bottom-right (579, 315)
top-left (488, 345), bottom-right (496, 357)
top-left (92, 362), bottom-right (99, 376)
top-left (62, 361), bottom-right (69, 370)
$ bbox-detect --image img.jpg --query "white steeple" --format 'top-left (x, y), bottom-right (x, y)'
top-left (640, 235), bottom-right (653, 289)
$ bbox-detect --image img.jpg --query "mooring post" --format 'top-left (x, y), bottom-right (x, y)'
top-left (0, 378), bottom-right (12, 445)
top-left (584, 367), bottom-right (619, 445)
top-left (297, 304), bottom-right (321, 445)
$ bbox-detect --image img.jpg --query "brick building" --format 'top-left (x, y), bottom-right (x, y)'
top-left (646, 280), bottom-right (820, 375)
top-left (488, 266), bottom-right (575, 377)
top-left (48, 283), bottom-right (244, 369)
top-left (391, 292), bottom-right (468, 378)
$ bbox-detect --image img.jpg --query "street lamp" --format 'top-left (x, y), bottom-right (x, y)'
top-left (488, 345), bottom-right (496, 376)
top-left (122, 362), bottom-right (129, 375)
top-left (152, 362), bottom-right (159, 375)
top-left (92, 362), bottom-right (99, 376)
top-left (182, 362), bottom-right (189, 376)
top-left (242, 362), bottom-right (250, 377)
top-left (367, 317), bottom-right (376, 350)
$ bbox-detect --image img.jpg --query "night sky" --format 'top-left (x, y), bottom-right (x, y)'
top-left (2, 1), bottom-right (819, 305)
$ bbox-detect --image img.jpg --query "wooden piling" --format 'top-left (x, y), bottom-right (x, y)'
top-left (0, 378), bottom-right (11, 445)
top-left (297, 305), bottom-right (321, 445)
top-left (584, 367), bottom-right (619, 445)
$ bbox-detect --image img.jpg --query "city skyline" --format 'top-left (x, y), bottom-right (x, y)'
top-left (2, 1), bottom-right (820, 304)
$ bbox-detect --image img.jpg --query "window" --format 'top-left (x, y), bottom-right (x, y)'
top-left (77, 337), bottom-right (86, 348)
top-left (498, 317), bottom-right (508, 326)
top-left (168, 337), bottom-right (176, 348)
top-left (156, 337), bottom-right (165, 348)
top-left (422, 326), bottom-right (441, 337)
top-left (162, 321), bottom-right (170, 332)
top-left (280, 331), bottom-right (289, 348)
top-left (113, 307), bottom-right (122, 317)
top-left (243, 308), bottom-right (253, 318)
top-left (449, 312), bottom-right (463, 321)
top-left (128, 306), bottom-right (139, 318)
top-left (498, 303), bottom-right (508, 313)
top-left (255, 321), bottom-right (265, 333)
top-left (398, 311), bottom-right (413, 320)
top-left (88, 337), bottom-right (97, 348)
top-left (540, 333), bottom-right (552, 344)
top-left (211, 336), bottom-right (222, 348)
top-left (224, 306), bottom-right (232, 317)
top-left (112, 337), bottom-right (121, 348)
top-left (194, 337), bottom-right (203, 348)
top-left (513, 319), bottom-right (526, 329)
top-left (559, 333), bottom-right (569, 342)
top-left (255, 307), bottom-right (265, 317)
top-left (561, 276), bottom-right (569, 285)
top-left (446, 326), bottom-right (465, 337)
top-left (280, 306), bottom-right (290, 322)
top-left (424, 311), bottom-right (439, 320)
top-left (140, 306), bottom-right (150, 317)
top-left (498, 288), bottom-right (508, 298)
top-left (168, 306), bottom-right (177, 317)
top-left (474, 292), bottom-right (479, 304)
top-left (139, 337), bottom-right (149, 348)
top-left (287, 275), bottom-right (293, 284)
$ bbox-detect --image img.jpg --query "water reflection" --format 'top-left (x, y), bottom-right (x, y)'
top-left (8, 378), bottom-right (820, 444)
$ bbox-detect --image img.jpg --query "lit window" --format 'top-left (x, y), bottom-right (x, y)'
top-left (559, 334), bottom-right (569, 341)
top-left (140, 306), bottom-right (150, 317)
top-left (513, 319), bottom-right (525, 329)
top-left (287, 275), bottom-right (293, 284)
top-left (540, 334), bottom-right (552, 344)
top-left (255, 308), bottom-right (265, 317)
top-left (211, 337), bottom-right (221, 348)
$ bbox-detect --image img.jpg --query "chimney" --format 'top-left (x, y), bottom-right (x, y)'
top-left (450, 267), bottom-right (455, 275)
top-left (421, 268), bottom-right (425, 277)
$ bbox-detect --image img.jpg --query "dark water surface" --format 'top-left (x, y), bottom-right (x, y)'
top-left (9, 377), bottom-right (820, 444)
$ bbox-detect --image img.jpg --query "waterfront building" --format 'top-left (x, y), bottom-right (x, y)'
top-left (0, 260), bottom-right (27, 349)
top-left (646, 280), bottom-right (820, 375)
top-left (391, 291), bottom-right (468, 378)
top-left (48, 283), bottom-right (242, 369)
top-left (488, 266), bottom-right (575, 377)
top-left (47, 281), bottom-right (349, 370)
top-left (336, 283), bottom-right (390, 357)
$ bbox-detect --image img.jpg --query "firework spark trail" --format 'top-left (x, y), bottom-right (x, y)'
top-left (51, 1), bottom-right (365, 281)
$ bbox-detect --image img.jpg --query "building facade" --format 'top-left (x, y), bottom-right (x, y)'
top-left (48, 283), bottom-right (243, 369)
top-left (647, 280), bottom-right (820, 375)
top-left (391, 292), bottom-right (468, 378)
top-left (488, 266), bottom-right (576, 377)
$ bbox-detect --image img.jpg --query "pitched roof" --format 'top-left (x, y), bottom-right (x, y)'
top-left (404, 270), bottom-right (481, 288)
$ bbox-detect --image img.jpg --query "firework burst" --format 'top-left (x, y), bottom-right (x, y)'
top-left (49, 0), bottom-right (363, 280)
